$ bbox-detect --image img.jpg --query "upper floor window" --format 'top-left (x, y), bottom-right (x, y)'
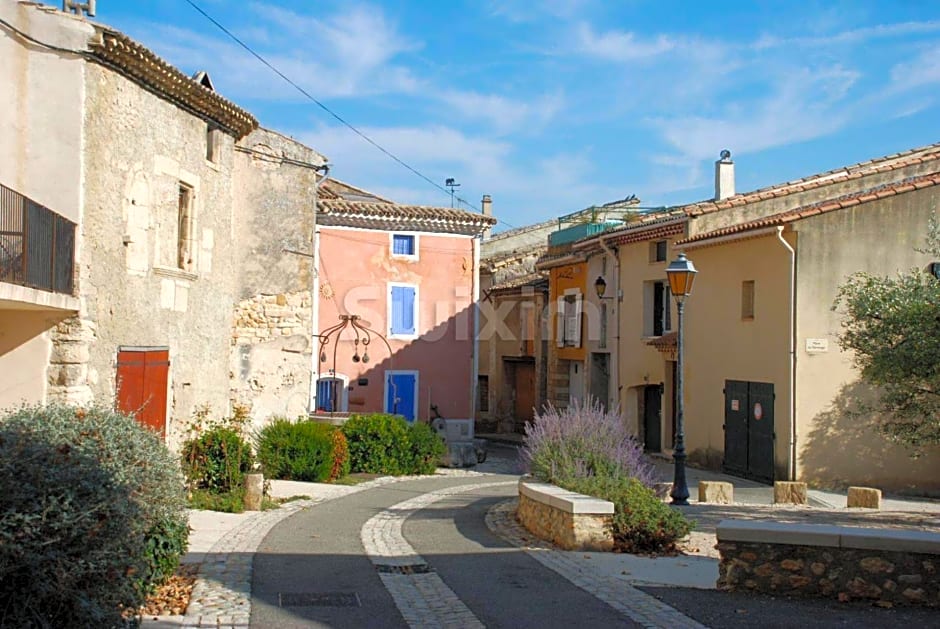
top-left (742, 280), bottom-right (755, 320)
top-left (644, 280), bottom-right (672, 336)
top-left (206, 126), bottom-right (223, 163)
top-left (177, 183), bottom-right (194, 272)
top-left (650, 240), bottom-right (667, 263)
top-left (389, 283), bottom-right (418, 338)
top-left (391, 233), bottom-right (417, 258)
top-left (555, 290), bottom-right (583, 348)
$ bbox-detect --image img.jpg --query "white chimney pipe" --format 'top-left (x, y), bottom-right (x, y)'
top-left (715, 150), bottom-right (735, 201)
top-left (481, 194), bottom-right (493, 239)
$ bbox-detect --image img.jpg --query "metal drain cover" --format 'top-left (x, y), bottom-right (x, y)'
top-left (279, 592), bottom-right (361, 607)
top-left (375, 563), bottom-right (433, 575)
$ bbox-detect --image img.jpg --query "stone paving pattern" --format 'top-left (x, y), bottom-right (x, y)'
top-left (486, 498), bottom-right (708, 629)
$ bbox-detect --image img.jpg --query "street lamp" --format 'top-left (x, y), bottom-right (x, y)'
top-left (665, 252), bottom-right (697, 506)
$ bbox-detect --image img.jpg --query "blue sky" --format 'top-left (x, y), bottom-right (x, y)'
top-left (96, 1), bottom-right (940, 230)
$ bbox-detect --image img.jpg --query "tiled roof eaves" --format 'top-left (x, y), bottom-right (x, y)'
top-left (608, 220), bottom-right (687, 246)
top-left (319, 200), bottom-right (497, 226)
top-left (678, 172), bottom-right (940, 246)
top-left (88, 28), bottom-right (257, 139)
top-left (684, 145), bottom-right (940, 217)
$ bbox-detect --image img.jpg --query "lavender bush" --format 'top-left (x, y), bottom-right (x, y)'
top-left (521, 398), bottom-right (654, 487)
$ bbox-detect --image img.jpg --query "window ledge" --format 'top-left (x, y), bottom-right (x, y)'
top-left (388, 333), bottom-right (418, 341)
top-left (204, 159), bottom-right (223, 172)
top-left (153, 265), bottom-right (198, 282)
top-left (391, 254), bottom-right (419, 261)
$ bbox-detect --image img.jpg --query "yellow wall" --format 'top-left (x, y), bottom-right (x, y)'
top-left (0, 308), bottom-right (66, 411)
top-left (680, 234), bottom-right (793, 473)
top-left (550, 261), bottom-right (587, 362)
top-left (792, 187), bottom-right (940, 492)
top-left (617, 237), bottom-right (682, 434)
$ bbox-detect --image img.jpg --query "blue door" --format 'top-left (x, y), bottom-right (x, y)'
top-left (317, 378), bottom-right (341, 412)
top-left (386, 372), bottom-right (417, 422)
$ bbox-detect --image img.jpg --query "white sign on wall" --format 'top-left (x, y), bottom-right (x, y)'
top-left (805, 338), bottom-right (829, 353)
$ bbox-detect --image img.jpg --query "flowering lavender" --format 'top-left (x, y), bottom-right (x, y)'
top-left (520, 398), bottom-right (655, 487)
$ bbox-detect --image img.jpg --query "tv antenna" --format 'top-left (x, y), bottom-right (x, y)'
top-left (445, 178), bottom-right (460, 208)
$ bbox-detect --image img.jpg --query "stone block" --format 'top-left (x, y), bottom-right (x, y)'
top-left (774, 481), bottom-right (808, 505)
top-left (653, 482), bottom-right (673, 499)
top-left (847, 486), bottom-right (882, 509)
top-left (699, 480), bottom-right (734, 504)
top-left (244, 473), bottom-right (264, 511)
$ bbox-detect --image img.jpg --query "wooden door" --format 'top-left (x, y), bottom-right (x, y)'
top-left (514, 362), bottom-right (536, 423)
top-left (116, 347), bottom-right (169, 435)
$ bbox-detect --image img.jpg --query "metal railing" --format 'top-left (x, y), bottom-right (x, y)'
top-left (0, 183), bottom-right (76, 295)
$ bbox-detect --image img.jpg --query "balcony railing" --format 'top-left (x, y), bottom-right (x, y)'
top-left (0, 183), bottom-right (76, 295)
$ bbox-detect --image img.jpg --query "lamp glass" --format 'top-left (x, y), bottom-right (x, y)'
top-left (666, 253), bottom-right (698, 297)
top-left (594, 276), bottom-right (607, 298)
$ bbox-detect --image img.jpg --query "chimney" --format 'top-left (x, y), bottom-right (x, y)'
top-left (715, 149), bottom-right (735, 201)
top-left (481, 194), bottom-right (493, 239)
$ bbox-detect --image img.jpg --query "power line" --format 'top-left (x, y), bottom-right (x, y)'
top-left (184, 0), bottom-right (515, 230)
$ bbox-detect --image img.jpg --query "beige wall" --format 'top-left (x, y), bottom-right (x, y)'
top-left (793, 188), bottom-right (940, 492)
top-left (0, 308), bottom-right (67, 409)
top-left (617, 236), bottom-right (683, 435)
top-left (680, 233), bottom-right (793, 472)
top-left (0, 2), bottom-right (91, 223)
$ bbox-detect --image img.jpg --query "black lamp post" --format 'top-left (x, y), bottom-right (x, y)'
top-left (665, 253), bottom-right (697, 505)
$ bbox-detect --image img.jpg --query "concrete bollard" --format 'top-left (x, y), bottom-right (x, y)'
top-left (847, 486), bottom-right (882, 509)
top-left (773, 481), bottom-right (808, 505)
top-left (698, 480), bottom-right (734, 504)
top-left (244, 472), bottom-right (264, 511)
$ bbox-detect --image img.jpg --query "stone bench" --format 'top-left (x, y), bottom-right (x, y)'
top-left (517, 479), bottom-right (615, 551)
top-left (717, 519), bottom-right (940, 606)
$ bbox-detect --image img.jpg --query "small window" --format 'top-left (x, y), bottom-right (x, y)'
top-left (206, 126), bottom-right (222, 163)
top-left (555, 291), bottom-right (583, 348)
top-left (391, 233), bottom-right (416, 257)
top-left (389, 284), bottom-right (417, 337)
top-left (742, 280), bottom-right (755, 320)
top-left (644, 280), bottom-right (672, 336)
top-left (650, 240), bottom-right (667, 262)
top-left (177, 184), bottom-right (194, 271)
top-left (477, 375), bottom-right (489, 413)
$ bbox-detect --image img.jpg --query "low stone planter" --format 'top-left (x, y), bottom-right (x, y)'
top-left (517, 478), bottom-right (614, 551)
top-left (717, 519), bottom-right (940, 606)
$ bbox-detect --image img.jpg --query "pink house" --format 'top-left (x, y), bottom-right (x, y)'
top-left (309, 180), bottom-right (495, 423)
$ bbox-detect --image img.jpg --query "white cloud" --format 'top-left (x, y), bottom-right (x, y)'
top-left (575, 23), bottom-right (675, 61)
top-left (890, 43), bottom-right (940, 91)
top-left (436, 89), bottom-right (565, 134)
top-left (487, 0), bottom-right (593, 23)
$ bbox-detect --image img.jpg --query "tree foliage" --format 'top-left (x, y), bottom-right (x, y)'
top-left (834, 214), bottom-right (940, 448)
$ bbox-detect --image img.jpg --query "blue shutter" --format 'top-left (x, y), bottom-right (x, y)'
top-left (316, 379), bottom-right (333, 412)
top-left (390, 286), bottom-right (416, 335)
top-left (392, 234), bottom-right (414, 255)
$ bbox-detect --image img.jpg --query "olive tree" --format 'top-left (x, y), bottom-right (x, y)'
top-left (834, 214), bottom-right (940, 448)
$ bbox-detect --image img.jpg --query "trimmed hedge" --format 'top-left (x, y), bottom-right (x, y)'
top-left (256, 418), bottom-right (335, 482)
top-left (341, 413), bottom-right (444, 475)
top-left (0, 404), bottom-right (188, 627)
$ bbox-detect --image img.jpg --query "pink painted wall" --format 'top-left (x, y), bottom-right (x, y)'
top-left (317, 227), bottom-right (475, 421)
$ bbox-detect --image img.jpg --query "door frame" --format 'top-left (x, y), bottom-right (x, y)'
top-left (384, 370), bottom-right (419, 422)
top-left (316, 374), bottom-right (349, 412)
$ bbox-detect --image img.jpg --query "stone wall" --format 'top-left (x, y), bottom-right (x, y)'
top-left (517, 481), bottom-right (614, 551)
top-left (230, 290), bottom-right (313, 431)
top-left (717, 521), bottom-right (940, 606)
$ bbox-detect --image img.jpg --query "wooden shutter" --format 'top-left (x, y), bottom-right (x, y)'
top-left (116, 347), bottom-right (169, 435)
top-left (555, 297), bottom-right (565, 347)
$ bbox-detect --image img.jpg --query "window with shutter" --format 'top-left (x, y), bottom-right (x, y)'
top-left (389, 284), bottom-right (417, 337)
top-left (391, 233), bottom-right (417, 258)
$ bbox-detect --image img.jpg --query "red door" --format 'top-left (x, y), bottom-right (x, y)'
top-left (116, 347), bottom-right (169, 435)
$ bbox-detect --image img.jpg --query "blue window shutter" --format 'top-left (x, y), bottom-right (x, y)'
top-left (392, 234), bottom-right (414, 255)
top-left (390, 286), bottom-right (416, 335)
top-left (316, 379), bottom-right (333, 412)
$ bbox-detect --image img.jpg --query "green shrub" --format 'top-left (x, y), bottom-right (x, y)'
top-left (256, 418), bottom-right (335, 482)
top-left (342, 413), bottom-right (443, 475)
top-left (407, 421), bottom-right (446, 475)
top-left (561, 476), bottom-right (693, 554)
top-left (329, 429), bottom-right (351, 481)
top-left (182, 424), bottom-right (253, 493)
top-left (0, 404), bottom-right (188, 627)
top-left (188, 487), bottom-right (246, 513)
